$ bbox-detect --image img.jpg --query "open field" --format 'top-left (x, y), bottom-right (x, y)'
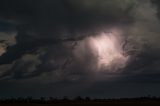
top-left (1, 100), bottom-right (160, 106)
top-left (0, 103), bottom-right (160, 106)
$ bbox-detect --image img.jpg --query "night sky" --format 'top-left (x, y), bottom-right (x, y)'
top-left (0, 0), bottom-right (160, 98)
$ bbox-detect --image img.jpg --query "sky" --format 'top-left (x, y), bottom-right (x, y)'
top-left (0, 0), bottom-right (160, 98)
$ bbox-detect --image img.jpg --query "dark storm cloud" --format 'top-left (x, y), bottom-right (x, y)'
top-left (0, 0), bottom-right (159, 85)
top-left (0, 0), bottom-right (136, 80)
top-left (151, 0), bottom-right (160, 19)
top-left (0, 0), bottom-right (160, 98)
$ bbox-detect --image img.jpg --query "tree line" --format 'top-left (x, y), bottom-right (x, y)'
top-left (0, 96), bottom-right (160, 104)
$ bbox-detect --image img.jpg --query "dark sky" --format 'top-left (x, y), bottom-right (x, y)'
top-left (0, 0), bottom-right (160, 98)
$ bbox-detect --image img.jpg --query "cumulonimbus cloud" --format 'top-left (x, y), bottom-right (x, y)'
top-left (0, 0), bottom-right (159, 83)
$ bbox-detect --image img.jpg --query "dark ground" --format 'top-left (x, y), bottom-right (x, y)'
top-left (1, 102), bottom-right (160, 106)
top-left (1, 99), bottom-right (160, 106)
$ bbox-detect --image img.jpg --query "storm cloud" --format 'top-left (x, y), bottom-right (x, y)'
top-left (0, 0), bottom-right (160, 98)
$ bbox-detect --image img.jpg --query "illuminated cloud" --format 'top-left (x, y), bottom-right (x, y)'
top-left (74, 28), bottom-right (129, 74)
top-left (0, 32), bottom-right (17, 56)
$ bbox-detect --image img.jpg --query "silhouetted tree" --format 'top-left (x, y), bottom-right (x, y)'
top-left (62, 96), bottom-right (69, 101)
top-left (75, 96), bottom-right (83, 101)
top-left (85, 97), bottom-right (91, 101)
top-left (26, 96), bottom-right (33, 103)
top-left (40, 97), bottom-right (46, 103)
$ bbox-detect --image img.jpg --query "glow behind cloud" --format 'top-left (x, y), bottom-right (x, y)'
top-left (89, 32), bottom-right (129, 72)
top-left (74, 29), bottom-right (129, 73)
